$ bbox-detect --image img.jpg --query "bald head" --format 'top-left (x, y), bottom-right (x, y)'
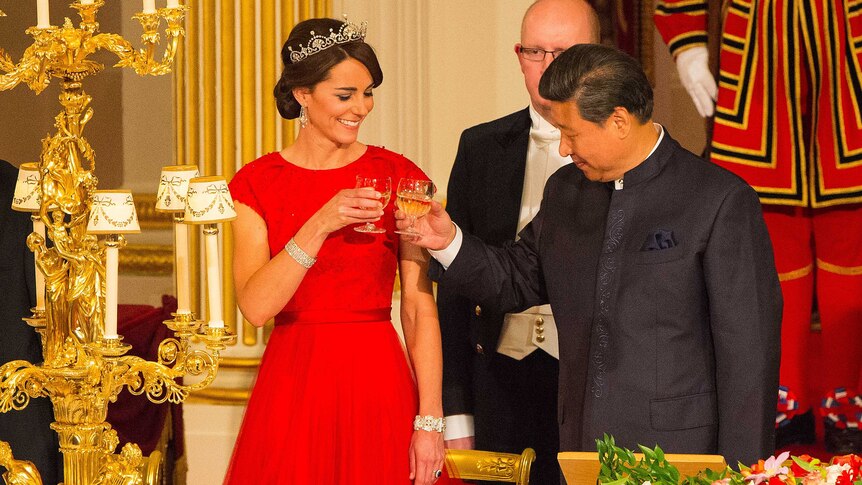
top-left (521, 0), bottom-right (601, 45)
top-left (517, 0), bottom-right (600, 115)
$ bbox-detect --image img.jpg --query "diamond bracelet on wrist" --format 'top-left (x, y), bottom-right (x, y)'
top-left (413, 415), bottom-right (446, 433)
top-left (284, 237), bottom-right (316, 269)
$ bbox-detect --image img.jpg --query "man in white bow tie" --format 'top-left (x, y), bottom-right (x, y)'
top-left (436, 1), bottom-right (599, 484)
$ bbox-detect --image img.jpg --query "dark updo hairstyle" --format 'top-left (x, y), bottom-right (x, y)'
top-left (274, 18), bottom-right (384, 120)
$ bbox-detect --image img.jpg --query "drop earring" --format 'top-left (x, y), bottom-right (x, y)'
top-left (299, 105), bottom-right (308, 128)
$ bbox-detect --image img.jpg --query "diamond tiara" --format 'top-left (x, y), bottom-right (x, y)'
top-left (288, 16), bottom-right (368, 64)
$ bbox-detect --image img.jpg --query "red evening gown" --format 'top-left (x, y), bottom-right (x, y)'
top-left (224, 146), bottom-right (448, 484)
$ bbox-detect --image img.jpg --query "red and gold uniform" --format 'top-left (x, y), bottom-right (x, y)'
top-left (655, 0), bottom-right (862, 410)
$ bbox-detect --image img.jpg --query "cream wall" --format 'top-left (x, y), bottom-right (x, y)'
top-left (118, 1), bottom-right (177, 308)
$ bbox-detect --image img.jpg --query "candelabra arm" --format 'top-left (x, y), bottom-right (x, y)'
top-left (89, 33), bottom-right (137, 69)
top-left (0, 28), bottom-right (62, 94)
top-left (0, 50), bottom-right (47, 93)
top-left (0, 47), bottom-right (14, 75)
top-left (93, 7), bottom-right (186, 77)
top-left (0, 361), bottom-right (50, 414)
top-left (115, 346), bottom-right (221, 405)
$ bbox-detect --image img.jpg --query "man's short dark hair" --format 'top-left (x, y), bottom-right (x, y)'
top-left (538, 44), bottom-right (653, 125)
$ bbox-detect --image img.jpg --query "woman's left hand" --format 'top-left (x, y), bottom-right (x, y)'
top-left (409, 429), bottom-right (445, 484)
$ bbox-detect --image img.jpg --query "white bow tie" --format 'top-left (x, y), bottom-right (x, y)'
top-left (529, 127), bottom-right (560, 148)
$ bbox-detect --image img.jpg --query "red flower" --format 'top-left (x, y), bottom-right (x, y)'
top-left (834, 469), bottom-right (854, 485)
top-left (766, 476), bottom-right (785, 485)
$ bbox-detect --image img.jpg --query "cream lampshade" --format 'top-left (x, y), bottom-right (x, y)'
top-left (184, 176), bottom-right (236, 329)
top-left (155, 165), bottom-right (200, 212)
top-left (11, 162), bottom-right (41, 212)
top-left (86, 190), bottom-right (141, 234)
top-left (87, 190), bottom-right (140, 340)
top-left (183, 176), bottom-right (237, 224)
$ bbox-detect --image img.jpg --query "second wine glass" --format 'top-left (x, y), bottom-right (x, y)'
top-left (354, 175), bottom-right (391, 234)
top-left (394, 178), bottom-right (435, 235)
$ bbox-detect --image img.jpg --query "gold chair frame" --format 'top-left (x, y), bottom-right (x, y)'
top-left (444, 448), bottom-right (536, 484)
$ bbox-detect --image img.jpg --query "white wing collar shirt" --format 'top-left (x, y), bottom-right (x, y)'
top-left (495, 105), bottom-right (570, 361)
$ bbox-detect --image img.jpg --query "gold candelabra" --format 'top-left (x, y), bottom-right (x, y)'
top-left (0, 3), bottom-right (236, 485)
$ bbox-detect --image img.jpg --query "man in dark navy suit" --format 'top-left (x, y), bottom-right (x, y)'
top-left (438, 2), bottom-right (600, 484)
top-left (0, 159), bottom-right (61, 484)
top-left (401, 44), bottom-right (782, 470)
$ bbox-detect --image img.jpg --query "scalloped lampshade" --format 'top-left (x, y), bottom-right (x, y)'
top-left (11, 162), bottom-right (42, 212)
top-left (183, 176), bottom-right (236, 224)
top-left (86, 190), bottom-right (141, 234)
top-left (155, 165), bottom-right (200, 212)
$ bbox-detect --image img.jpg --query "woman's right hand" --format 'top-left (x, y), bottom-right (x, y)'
top-left (308, 187), bottom-right (385, 235)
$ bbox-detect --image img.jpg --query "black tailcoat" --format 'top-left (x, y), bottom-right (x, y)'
top-left (438, 108), bottom-right (560, 484)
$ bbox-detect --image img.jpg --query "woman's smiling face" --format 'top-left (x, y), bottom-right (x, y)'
top-left (297, 58), bottom-right (375, 148)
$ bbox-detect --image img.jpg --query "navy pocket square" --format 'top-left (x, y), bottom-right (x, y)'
top-left (641, 229), bottom-right (677, 251)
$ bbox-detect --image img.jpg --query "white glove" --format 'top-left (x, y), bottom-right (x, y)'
top-left (674, 46), bottom-right (717, 118)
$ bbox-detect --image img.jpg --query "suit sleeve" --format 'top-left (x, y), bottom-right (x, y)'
top-left (654, 0), bottom-right (708, 57)
top-left (703, 184), bottom-right (782, 466)
top-left (437, 130), bottom-right (478, 417)
top-left (433, 200), bottom-right (547, 317)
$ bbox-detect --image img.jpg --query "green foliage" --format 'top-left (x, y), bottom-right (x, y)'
top-left (595, 435), bottom-right (738, 485)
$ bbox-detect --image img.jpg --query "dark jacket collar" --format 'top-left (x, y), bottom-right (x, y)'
top-left (620, 125), bottom-right (674, 189)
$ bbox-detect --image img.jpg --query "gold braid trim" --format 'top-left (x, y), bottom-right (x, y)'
top-left (816, 258), bottom-right (862, 276)
top-left (778, 264), bottom-right (813, 282)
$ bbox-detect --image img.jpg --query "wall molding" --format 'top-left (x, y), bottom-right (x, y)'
top-left (119, 243), bottom-right (174, 276)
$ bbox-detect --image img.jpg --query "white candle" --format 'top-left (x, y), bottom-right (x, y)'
top-left (36, 0), bottom-right (50, 28)
top-left (104, 245), bottom-right (119, 339)
top-left (174, 222), bottom-right (191, 314)
top-left (143, 0), bottom-right (156, 13)
top-left (167, 0), bottom-right (180, 8)
top-left (204, 229), bottom-right (224, 328)
top-left (33, 219), bottom-right (46, 311)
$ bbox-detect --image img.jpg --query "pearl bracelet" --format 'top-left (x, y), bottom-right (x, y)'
top-left (284, 237), bottom-right (316, 269)
top-left (413, 415), bottom-right (446, 433)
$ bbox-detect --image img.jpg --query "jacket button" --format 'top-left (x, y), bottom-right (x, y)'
top-left (475, 344), bottom-right (484, 354)
top-left (535, 316), bottom-right (544, 325)
top-left (474, 305), bottom-right (482, 316)
top-left (535, 326), bottom-right (544, 335)
top-left (536, 335), bottom-right (546, 343)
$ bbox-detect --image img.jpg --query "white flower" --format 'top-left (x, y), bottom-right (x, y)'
top-left (764, 451), bottom-right (791, 477)
top-left (825, 463), bottom-right (850, 485)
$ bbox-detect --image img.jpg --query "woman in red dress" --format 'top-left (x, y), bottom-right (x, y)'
top-left (224, 17), bottom-right (446, 485)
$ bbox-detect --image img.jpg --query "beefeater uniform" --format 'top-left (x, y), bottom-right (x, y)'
top-left (654, 0), bottom-right (862, 411)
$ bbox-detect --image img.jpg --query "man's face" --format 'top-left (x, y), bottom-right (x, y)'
top-left (518, 4), bottom-right (595, 116)
top-left (549, 101), bottom-right (624, 182)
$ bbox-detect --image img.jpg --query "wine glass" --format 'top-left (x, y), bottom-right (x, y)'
top-left (354, 175), bottom-right (391, 234)
top-left (394, 178), bottom-right (435, 235)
